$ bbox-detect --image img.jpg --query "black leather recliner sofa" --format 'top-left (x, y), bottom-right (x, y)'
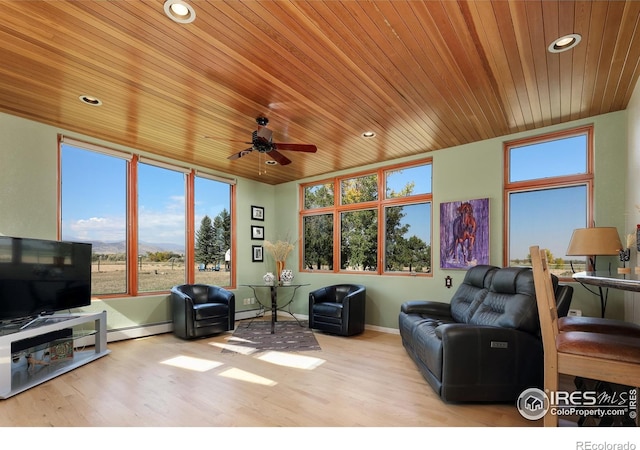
top-left (399, 265), bottom-right (572, 403)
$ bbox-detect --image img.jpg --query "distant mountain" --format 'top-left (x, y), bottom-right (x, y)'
top-left (81, 240), bottom-right (185, 255)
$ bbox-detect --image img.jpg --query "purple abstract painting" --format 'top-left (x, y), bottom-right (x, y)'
top-left (440, 197), bottom-right (490, 269)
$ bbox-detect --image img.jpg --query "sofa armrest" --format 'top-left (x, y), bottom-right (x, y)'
top-left (435, 323), bottom-right (543, 401)
top-left (401, 300), bottom-right (451, 316)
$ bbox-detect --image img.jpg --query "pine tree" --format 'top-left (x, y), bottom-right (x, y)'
top-left (195, 215), bottom-right (216, 269)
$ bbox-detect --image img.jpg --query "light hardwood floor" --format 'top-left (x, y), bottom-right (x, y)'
top-left (1, 321), bottom-right (540, 427)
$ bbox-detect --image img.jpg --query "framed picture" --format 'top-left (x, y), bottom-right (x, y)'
top-left (251, 205), bottom-right (264, 221)
top-left (251, 225), bottom-right (264, 240)
top-left (252, 245), bottom-right (263, 262)
top-left (440, 197), bottom-right (490, 269)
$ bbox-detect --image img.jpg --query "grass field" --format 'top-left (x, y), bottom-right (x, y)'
top-left (91, 262), bottom-right (231, 294)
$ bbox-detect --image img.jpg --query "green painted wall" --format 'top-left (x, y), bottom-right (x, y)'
top-left (0, 107), bottom-right (631, 332)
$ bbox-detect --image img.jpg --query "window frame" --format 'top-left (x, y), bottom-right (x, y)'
top-left (299, 158), bottom-right (433, 276)
top-left (503, 125), bottom-right (594, 275)
top-left (58, 136), bottom-right (236, 298)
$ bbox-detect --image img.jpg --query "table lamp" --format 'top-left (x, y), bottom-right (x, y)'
top-left (566, 227), bottom-right (623, 272)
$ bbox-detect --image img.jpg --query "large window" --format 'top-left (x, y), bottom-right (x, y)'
top-left (137, 161), bottom-right (187, 293)
top-left (60, 137), bottom-right (234, 296)
top-left (301, 160), bottom-right (432, 275)
top-left (504, 126), bottom-right (593, 275)
top-left (60, 144), bottom-right (128, 295)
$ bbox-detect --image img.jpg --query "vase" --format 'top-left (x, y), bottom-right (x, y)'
top-left (263, 272), bottom-right (275, 286)
top-left (280, 269), bottom-right (294, 286)
top-left (276, 260), bottom-right (285, 281)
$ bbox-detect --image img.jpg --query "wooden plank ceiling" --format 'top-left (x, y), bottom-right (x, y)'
top-left (0, 1), bottom-right (639, 185)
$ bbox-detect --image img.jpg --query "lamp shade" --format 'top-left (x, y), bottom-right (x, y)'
top-left (566, 227), bottom-right (623, 256)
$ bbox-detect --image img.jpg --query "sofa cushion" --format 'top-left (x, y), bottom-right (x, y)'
top-left (449, 265), bottom-right (498, 323)
top-left (469, 267), bottom-right (539, 334)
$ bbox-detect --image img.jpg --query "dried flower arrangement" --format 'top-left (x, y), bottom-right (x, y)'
top-left (263, 234), bottom-right (297, 280)
top-left (263, 238), bottom-right (295, 262)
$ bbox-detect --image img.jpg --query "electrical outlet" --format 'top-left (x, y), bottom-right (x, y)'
top-left (568, 309), bottom-right (582, 317)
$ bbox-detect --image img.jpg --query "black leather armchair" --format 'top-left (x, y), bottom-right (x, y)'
top-left (171, 284), bottom-right (235, 339)
top-left (309, 284), bottom-right (366, 336)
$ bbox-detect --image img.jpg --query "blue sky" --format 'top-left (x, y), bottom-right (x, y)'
top-left (508, 134), bottom-right (588, 259)
top-left (61, 144), bottom-right (229, 248)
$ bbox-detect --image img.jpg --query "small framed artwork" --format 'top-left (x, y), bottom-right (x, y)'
top-left (251, 225), bottom-right (265, 240)
top-left (251, 205), bottom-right (264, 221)
top-left (252, 245), bottom-right (263, 262)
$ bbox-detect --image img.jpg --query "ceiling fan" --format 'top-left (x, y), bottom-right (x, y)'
top-left (207, 117), bottom-right (317, 166)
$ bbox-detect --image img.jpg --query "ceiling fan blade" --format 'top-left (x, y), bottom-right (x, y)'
top-left (273, 143), bottom-right (317, 153)
top-left (268, 150), bottom-right (292, 165)
top-left (228, 148), bottom-right (253, 160)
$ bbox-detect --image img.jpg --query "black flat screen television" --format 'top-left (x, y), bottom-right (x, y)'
top-left (0, 236), bottom-right (92, 323)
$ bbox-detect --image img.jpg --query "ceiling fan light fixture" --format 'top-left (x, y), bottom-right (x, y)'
top-left (548, 34), bottom-right (581, 53)
top-left (362, 131), bottom-right (376, 138)
top-left (164, 0), bottom-right (195, 24)
top-left (78, 95), bottom-right (102, 106)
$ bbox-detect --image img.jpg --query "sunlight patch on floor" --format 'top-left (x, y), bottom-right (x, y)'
top-left (218, 367), bottom-right (277, 386)
top-left (209, 342), bottom-right (258, 355)
top-left (257, 351), bottom-right (325, 370)
top-left (160, 355), bottom-right (224, 372)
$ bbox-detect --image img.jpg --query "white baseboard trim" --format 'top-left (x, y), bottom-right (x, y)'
top-left (76, 322), bottom-right (173, 347)
top-left (75, 311), bottom-right (398, 347)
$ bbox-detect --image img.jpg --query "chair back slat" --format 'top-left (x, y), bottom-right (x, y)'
top-left (530, 246), bottom-right (559, 360)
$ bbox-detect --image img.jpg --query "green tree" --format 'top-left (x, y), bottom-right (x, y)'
top-left (304, 214), bottom-right (333, 270)
top-left (195, 215), bottom-right (216, 268)
top-left (304, 183), bottom-right (334, 209)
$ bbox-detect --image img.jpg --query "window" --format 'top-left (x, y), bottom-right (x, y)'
top-left (60, 143), bottom-right (128, 295)
top-left (504, 126), bottom-right (593, 275)
top-left (194, 174), bottom-right (231, 285)
top-left (137, 161), bottom-right (187, 293)
top-left (59, 137), bottom-right (235, 296)
top-left (301, 160), bottom-right (432, 275)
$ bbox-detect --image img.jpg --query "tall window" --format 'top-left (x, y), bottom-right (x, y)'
top-left (194, 175), bottom-right (231, 285)
top-left (60, 143), bottom-right (129, 295)
top-left (60, 137), bottom-right (235, 296)
top-left (301, 159), bottom-right (432, 275)
top-left (504, 126), bottom-right (593, 275)
top-left (137, 161), bottom-right (187, 293)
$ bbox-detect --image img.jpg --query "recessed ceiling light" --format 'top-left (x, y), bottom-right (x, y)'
top-left (78, 95), bottom-right (102, 106)
top-left (265, 160), bottom-right (277, 166)
top-left (362, 131), bottom-right (376, 138)
top-left (164, 0), bottom-right (196, 24)
top-left (548, 34), bottom-right (581, 53)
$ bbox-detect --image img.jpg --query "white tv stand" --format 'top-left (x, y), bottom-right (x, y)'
top-left (0, 311), bottom-right (109, 399)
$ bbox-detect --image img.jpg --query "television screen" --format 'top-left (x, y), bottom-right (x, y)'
top-left (0, 236), bottom-right (92, 323)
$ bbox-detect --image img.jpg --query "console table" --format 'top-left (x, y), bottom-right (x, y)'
top-left (242, 284), bottom-right (309, 334)
top-left (0, 311), bottom-right (110, 399)
top-left (572, 271), bottom-right (640, 317)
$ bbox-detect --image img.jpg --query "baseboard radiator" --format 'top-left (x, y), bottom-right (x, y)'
top-left (75, 308), bottom-right (396, 347)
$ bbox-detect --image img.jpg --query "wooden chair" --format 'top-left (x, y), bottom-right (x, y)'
top-left (529, 245), bottom-right (640, 427)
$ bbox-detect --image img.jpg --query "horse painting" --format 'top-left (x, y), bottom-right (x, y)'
top-left (440, 198), bottom-right (489, 269)
top-left (447, 202), bottom-right (476, 263)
